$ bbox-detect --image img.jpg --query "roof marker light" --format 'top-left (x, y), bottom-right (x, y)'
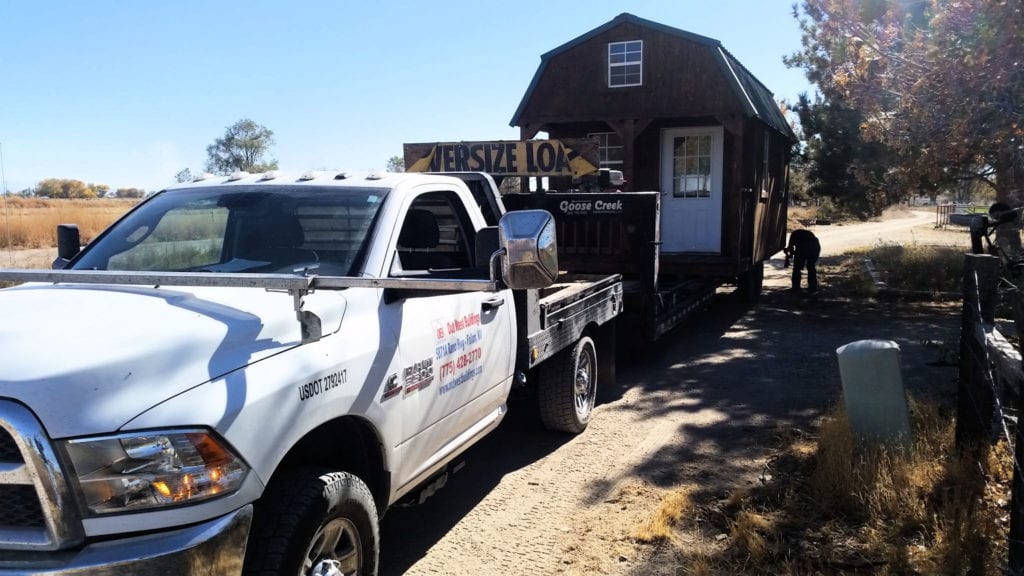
top-left (258, 170), bottom-right (279, 181)
top-left (298, 171), bottom-right (320, 181)
top-left (333, 172), bottom-right (349, 180)
top-left (227, 171), bottom-right (250, 182)
top-left (192, 172), bottom-right (216, 182)
top-left (366, 169), bottom-right (385, 180)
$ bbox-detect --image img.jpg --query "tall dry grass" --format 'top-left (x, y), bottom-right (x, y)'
top-left (868, 244), bottom-right (965, 296)
top-left (823, 400), bottom-right (1010, 574)
top-left (0, 196), bottom-right (138, 248)
top-left (633, 486), bottom-right (694, 544)
top-left (631, 399), bottom-right (1012, 574)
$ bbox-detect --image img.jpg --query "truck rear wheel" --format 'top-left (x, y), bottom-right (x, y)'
top-left (539, 335), bottom-right (597, 434)
top-left (244, 469), bottom-right (379, 576)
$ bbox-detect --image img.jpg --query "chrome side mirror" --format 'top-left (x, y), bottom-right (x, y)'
top-left (498, 210), bottom-right (558, 289)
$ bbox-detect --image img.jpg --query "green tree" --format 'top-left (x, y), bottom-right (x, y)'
top-left (794, 93), bottom-right (894, 217)
top-left (115, 187), bottom-right (146, 198)
top-left (36, 178), bottom-right (90, 199)
top-left (174, 168), bottom-right (194, 183)
top-left (204, 119), bottom-right (278, 175)
top-left (386, 156), bottom-right (405, 173)
top-left (87, 183), bottom-right (109, 198)
top-left (787, 0), bottom-right (1024, 204)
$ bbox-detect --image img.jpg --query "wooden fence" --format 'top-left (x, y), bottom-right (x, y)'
top-left (957, 254), bottom-right (1024, 573)
top-left (937, 203), bottom-right (987, 228)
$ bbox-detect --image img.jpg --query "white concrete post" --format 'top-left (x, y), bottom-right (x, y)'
top-left (836, 339), bottom-right (913, 451)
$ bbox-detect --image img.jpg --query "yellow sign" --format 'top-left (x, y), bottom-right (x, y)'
top-left (404, 140), bottom-right (598, 179)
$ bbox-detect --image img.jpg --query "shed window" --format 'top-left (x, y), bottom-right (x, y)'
top-left (671, 134), bottom-right (713, 198)
top-left (588, 132), bottom-right (624, 166)
top-left (608, 41), bottom-right (642, 87)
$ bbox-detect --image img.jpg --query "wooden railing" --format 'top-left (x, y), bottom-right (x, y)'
top-left (957, 254), bottom-right (1024, 573)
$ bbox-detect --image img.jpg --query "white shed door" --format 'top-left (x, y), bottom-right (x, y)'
top-left (660, 126), bottom-right (723, 253)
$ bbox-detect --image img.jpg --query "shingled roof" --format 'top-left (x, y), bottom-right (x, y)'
top-left (510, 13), bottom-right (797, 142)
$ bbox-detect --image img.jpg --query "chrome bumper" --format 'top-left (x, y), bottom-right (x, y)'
top-left (0, 505), bottom-right (252, 575)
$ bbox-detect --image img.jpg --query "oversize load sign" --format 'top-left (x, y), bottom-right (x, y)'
top-left (404, 139), bottom-right (599, 178)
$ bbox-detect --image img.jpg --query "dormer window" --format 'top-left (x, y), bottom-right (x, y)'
top-left (608, 41), bottom-right (642, 87)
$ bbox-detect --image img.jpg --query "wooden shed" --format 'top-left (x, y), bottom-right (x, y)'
top-left (511, 13), bottom-right (797, 279)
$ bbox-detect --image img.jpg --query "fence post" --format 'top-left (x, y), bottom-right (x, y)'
top-left (970, 216), bottom-right (989, 255)
top-left (955, 254), bottom-right (1000, 447)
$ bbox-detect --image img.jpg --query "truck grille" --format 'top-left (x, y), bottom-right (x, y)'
top-left (0, 485), bottom-right (45, 527)
top-left (0, 428), bottom-right (20, 461)
top-left (0, 400), bottom-right (84, 550)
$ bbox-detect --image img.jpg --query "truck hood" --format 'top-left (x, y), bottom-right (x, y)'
top-left (0, 283), bottom-right (346, 438)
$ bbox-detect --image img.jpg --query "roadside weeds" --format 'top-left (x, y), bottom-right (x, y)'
top-left (621, 247), bottom-right (1013, 575)
top-left (629, 400), bottom-right (1011, 575)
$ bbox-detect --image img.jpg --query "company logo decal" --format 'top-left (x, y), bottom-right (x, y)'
top-left (381, 374), bottom-right (402, 402)
top-left (558, 198), bottom-right (623, 216)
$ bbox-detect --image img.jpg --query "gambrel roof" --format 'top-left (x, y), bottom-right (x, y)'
top-left (511, 13), bottom-right (797, 142)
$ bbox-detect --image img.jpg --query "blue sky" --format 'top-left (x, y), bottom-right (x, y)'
top-left (0, 1), bottom-right (813, 194)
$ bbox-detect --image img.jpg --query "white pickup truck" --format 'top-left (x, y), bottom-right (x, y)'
top-left (0, 171), bottom-right (621, 575)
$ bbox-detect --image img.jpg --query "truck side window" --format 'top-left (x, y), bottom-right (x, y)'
top-left (391, 191), bottom-right (475, 276)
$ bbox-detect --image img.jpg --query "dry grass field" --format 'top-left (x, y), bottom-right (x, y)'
top-left (0, 196), bottom-right (138, 249)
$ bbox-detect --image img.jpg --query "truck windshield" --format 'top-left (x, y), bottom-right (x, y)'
top-left (71, 185), bottom-right (386, 276)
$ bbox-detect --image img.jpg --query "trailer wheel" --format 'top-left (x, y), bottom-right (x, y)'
top-left (539, 335), bottom-right (597, 434)
top-left (244, 469), bottom-right (379, 576)
top-left (739, 261), bottom-right (764, 302)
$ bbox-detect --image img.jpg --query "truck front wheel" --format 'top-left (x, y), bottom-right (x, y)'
top-left (244, 469), bottom-right (379, 576)
top-left (539, 335), bottom-right (597, 434)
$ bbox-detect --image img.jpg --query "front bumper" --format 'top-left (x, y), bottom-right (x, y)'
top-left (0, 505), bottom-right (251, 575)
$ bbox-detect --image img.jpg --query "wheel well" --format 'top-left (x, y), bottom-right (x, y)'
top-left (270, 416), bottom-right (389, 513)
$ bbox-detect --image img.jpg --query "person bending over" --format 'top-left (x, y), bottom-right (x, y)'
top-left (784, 229), bottom-right (821, 293)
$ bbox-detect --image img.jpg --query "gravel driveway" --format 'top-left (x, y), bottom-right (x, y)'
top-left (380, 210), bottom-right (969, 575)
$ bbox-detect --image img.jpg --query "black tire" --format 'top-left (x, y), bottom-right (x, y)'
top-left (738, 261), bottom-right (764, 302)
top-left (539, 335), bottom-right (598, 434)
top-left (244, 469), bottom-right (379, 576)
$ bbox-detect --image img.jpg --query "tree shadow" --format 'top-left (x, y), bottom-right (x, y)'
top-left (378, 276), bottom-right (961, 575)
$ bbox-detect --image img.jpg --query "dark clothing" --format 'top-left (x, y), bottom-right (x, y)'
top-left (785, 229), bottom-right (821, 292)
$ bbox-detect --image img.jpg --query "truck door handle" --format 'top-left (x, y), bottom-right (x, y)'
top-left (482, 296), bottom-right (505, 310)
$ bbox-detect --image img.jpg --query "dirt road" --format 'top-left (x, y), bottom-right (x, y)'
top-left (810, 209), bottom-right (949, 256)
top-left (380, 211), bottom-right (966, 575)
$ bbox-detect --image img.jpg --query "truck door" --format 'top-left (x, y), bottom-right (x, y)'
top-left (384, 189), bottom-right (515, 489)
top-left (660, 126), bottom-right (724, 253)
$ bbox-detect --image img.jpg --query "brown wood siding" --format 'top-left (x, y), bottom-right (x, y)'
top-left (515, 15), bottom-right (791, 280)
top-left (746, 121), bottom-right (790, 263)
top-left (547, 116), bottom-right (725, 192)
top-left (517, 22), bottom-right (744, 126)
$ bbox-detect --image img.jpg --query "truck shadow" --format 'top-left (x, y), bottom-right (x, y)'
top-left (376, 288), bottom-right (759, 574)
top-left (379, 395), bottom-right (574, 574)
top-left (612, 286), bottom-right (961, 575)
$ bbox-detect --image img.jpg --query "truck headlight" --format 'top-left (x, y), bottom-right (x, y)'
top-left (61, 429), bottom-right (248, 515)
